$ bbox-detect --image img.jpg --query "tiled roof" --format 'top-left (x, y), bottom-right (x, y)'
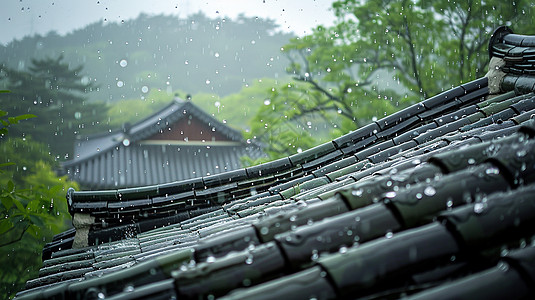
top-left (62, 98), bottom-right (265, 188)
top-left (16, 27), bottom-right (535, 299)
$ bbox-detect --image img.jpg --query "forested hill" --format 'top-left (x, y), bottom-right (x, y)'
top-left (0, 12), bottom-right (293, 101)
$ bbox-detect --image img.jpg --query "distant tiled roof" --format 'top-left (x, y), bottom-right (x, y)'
top-left (62, 98), bottom-right (264, 188)
top-left (16, 27), bottom-right (535, 299)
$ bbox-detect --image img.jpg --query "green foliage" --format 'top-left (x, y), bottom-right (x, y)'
top-left (0, 106), bottom-right (35, 137)
top-left (0, 12), bottom-right (293, 102)
top-left (1, 93), bottom-right (78, 298)
top-left (193, 78), bottom-right (285, 130)
top-left (332, 0), bottom-right (534, 99)
top-left (0, 55), bottom-right (108, 158)
top-left (106, 78), bottom-right (284, 132)
top-left (248, 0), bottom-right (534, 158)
top-left (0, 136), bottom-right (78, 299)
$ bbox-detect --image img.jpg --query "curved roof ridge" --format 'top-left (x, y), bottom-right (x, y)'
top-left (66, 76), bottom-right (491, 213)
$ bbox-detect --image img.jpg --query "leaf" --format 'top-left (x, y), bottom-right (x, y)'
top-left (0, 110), bottom-right (7, 117)
top-left (26, 224), bottom-right (42, 239)
top-left (7, 180), bottom-right (14, 193)
top-left (0, 162), bottom-right (15, 168)
top-left (49, 184), bottom-right (64, 196)
top-left (29, 214), bottom-right (46, 228)
top-left (13, 197), bottom-right (26, 213)
top-left (0, 219), bottom-right (13, 235)
top-left (1, 195), bottom-right (14, 210)
top-left (14, 114), bottom-right (37, 122)
top-left (26, 199), bottom-right (41, 212)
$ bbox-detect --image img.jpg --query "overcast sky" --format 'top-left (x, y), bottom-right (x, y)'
top-left (0, 0), bottom-right (336, 45)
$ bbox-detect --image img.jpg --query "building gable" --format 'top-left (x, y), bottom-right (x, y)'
top-left (143, 113), bottom-right (230, 143)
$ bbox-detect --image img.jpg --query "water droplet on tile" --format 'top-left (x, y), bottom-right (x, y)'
top-left (485, 167), bottom-right (500, 175)
top-left (516, 149), bottom-right (527, 157)
top-left (473, 202), bottom-right (486, 214)
top-left (352, 189), bottom-right (364, 197)
top-left (242, 278), bottom-right (252, 286)
top-left (123, 285), bottom-right (134, 292)
top-left (385, 191), bottom-right (397, 198)
top-left (497, 261), bottom-right (509, 272)
top-left (424, 186), bottom-right (436, 196)
top-left (311, 250), bottom-right (319, 261)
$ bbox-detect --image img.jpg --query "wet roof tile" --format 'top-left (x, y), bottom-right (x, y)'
top-left (15, 27), bottom-right (535, 300)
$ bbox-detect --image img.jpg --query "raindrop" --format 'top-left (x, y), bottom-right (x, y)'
top-left (245, 256), bottom-right (253, 264)
top-left (423, 186), bottom-right (436, 196)
top-left (516, 149), bottom-right (527, 157)
top-left (352, 189), bottom-right (363, 197)
top-left (214, 52), bottom-right (220, 58)
top-left (385, 232), bottom-right (394, 239)
top-left (119, 59), bottom-right (128, 67)
top-left (206, 256), bottom-right (216, 263)
top-left (415, 193), bottom-right (423, 199)
top-left (123, 285), bottom-right (134, 292)
top-left (263, 99), bottom-right (271, 105)
top-left (446, 200), bottom-right (453, 209)
top-left (485, 167), bottom-right (500, 175)
top-left (122, 139), bottom-right (130, 147)
top-left (339, 246), bottom-right (348, 254)
top-left (467, 158), bottom-right (476, 165)
top-left (97, 293), bottom-right (106, 299)
top-left (497, 261), bottom-right (509, 272)
top-left (205, 80), bottom-right (211, 85)
top-left (473, 202), bottom-right (486, 214)
top-left (141, 86), bottom-right (149, 93)
top-left (385, 191), bottom-right (397, 198)
top-left (116, 80), bottom-right (124, 87)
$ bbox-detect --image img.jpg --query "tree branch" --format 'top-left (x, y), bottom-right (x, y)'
top-left (0, 224), bottom-right (29, 248)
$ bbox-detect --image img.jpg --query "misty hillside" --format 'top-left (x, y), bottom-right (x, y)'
top-left (0, 12), bottom-right (294, 102)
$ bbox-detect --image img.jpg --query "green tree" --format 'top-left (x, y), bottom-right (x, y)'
top-left (0, 55), bottom-right (108, 159)
top-left (1, 103), bottom-right (78, 299)
top-left (248, 0), bottom-right (534, 158)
